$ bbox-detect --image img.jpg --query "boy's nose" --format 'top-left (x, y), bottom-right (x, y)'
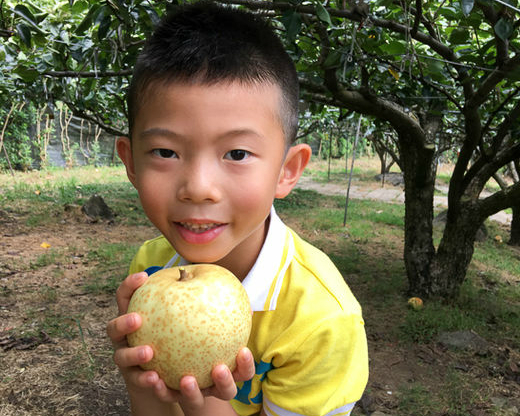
top-left (176, 161), bottom-right (221, 203)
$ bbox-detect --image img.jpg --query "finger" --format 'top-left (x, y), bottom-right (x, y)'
top-left (231, 347), bottom-right (255, 382)
top-left (211, 364), bottom-right (237, 401)
top-left (154, 378), bottom-right (182, 403)
top-left (113, 344), bottom-right (153, 368)
top-left (129, 369), bottom-right (161, 389)
top-left (106, 313), bottom-right (142, 345)
top-left (116, 272), bottom-right (148, 314)
top-left (178, 376), bottom-right (205, 410)
top-left (123, 367), bottom-right (159, 388)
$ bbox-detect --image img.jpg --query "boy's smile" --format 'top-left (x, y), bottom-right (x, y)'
top-left (175, 220), bottom-right (226, 244)
top-left (118, 80), bottom-right (309, 280)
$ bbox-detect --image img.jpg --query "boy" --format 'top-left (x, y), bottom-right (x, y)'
top-left (106, 2), bottom-right (368, 416)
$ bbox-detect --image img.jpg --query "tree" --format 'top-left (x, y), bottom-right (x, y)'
top-left (222, 0), bottom-right (520, 299)
top-left (2, 0), bottom-right (520, 299)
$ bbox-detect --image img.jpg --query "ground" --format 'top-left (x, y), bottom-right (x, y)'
top-left (0, 166), bottom-right (518, 416)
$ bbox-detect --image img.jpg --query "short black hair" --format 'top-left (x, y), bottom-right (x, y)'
top-left (127, 1), bottom-right (299, 145)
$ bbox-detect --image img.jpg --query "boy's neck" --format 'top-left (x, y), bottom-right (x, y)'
top-left (215, 216), bottom-right (271, 282)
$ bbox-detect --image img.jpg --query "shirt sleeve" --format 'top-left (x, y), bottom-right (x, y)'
top-left (128, 236), bottom-right (176, 275)
top-left (261, 312), bottom-right (368, 416)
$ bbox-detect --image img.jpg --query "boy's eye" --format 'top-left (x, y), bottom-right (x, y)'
top-left (152, 149), bottom-right (178, 158)
top-left (224, 149), bottom-right (251, 161)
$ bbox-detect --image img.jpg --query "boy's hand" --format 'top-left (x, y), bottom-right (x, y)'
top-left (106, 271), bottom-right (255, 411)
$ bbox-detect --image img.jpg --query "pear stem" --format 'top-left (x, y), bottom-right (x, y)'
top-left (179, 268), bottom-right (190, 281)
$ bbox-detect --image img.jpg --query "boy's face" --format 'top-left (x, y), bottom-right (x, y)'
top-left (118, 80), bottom-right (306, 279)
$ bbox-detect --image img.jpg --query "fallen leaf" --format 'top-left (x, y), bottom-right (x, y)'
top-left (40, 242), bottom-right (51, 249)
top-left (388, 68), bottom-right (400, 81)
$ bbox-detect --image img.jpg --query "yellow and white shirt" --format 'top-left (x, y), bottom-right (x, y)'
top-left (128, 207), bottom-right (369, 416)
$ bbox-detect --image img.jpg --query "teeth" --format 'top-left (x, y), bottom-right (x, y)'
top-left (179, 222), bottom-right (219, 233)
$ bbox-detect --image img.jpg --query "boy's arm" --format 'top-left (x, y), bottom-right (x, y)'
top-left (106, 272), bottom-right (255, 416)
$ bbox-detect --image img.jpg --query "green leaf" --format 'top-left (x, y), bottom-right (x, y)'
top-left (98, 15), bottom-right (112, 40)
top-left (426, 59), bottom-right (445, 81)
top-left (93, 5), bottom-right (109, 25)
top-left (323, 50), bottom-right (342, 68)
top-left (71, 0), bottom-right (89, 14)
top-left (76, 14), bottom-right (93, 35)
top-left (438, 6), bottom-right (458, 20)
top-left (449, 27), bottom-right (470, 45)
top-left (280, 10), bottom-right (302, 41)
top-left (494, 18), bottom-right (513, 41)
top-left (13, 65), bottom-right (39, 82)
top-left (14, 4), bottom-right (37, 26)
top-left (461, 0), bottom-right (474, 16)
top-left (16, 23), bottom-right (32, 48)
top-left (380, 40), bottom-right (407, 56)
top-left (315, 2), bottom-right (333, 27)
top-left (13, 4), bottom-right (45, 34)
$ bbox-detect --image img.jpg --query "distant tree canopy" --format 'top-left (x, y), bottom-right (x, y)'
top-left (1, 0), bottom-right (519, 299)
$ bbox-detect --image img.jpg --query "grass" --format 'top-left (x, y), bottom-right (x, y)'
top-left (0, 165), bottom-right (146, 226)
top-left (2, 161), bottom-right (519, 415)
top-left (84, 241), bottom-right (142, 294)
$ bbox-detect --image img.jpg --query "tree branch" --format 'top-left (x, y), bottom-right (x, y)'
top-left (43, 69), bottom-right (133, 78)
top-left (411, 0), bottom-right (422, 37)
top-left (491, 100), bottom-right (520, 155)
top-left (470, 141), bottom-right (520, 200)
top-left (466, 54), bottom-right (520, 110)
top-left (477, 180), bottom-right (520, 220)
top-left (62, 100), bottom-right (126, 137)
top-left (481, 86), bottom-right (520, 141)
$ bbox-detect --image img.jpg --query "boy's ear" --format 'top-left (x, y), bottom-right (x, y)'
top-left (275, 143), bottom-right (312, 199)
top-left (116, 137), bottom-right (137, 187)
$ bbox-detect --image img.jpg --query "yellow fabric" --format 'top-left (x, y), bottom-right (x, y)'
top-left (128, 219), bottom-right (368, 416)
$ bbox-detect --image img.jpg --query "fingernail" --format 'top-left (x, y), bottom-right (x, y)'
top-left (126, 314), bottom-right (136, 327)
top-left (216, 366), bottom-right (229, 381)
top-left (185, 380), bottom-right (196, 392)
top-left (240, 348), bottom-right (252, 363)
top-left (133, 272), bottom-right (145, 280)
top-left (138, 347), bottom-right (147, 361)
top-left (146, 373), bottom-right (158, 384)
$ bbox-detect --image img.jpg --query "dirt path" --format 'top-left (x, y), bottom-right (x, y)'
top-left (296, 175), bottom-right (513, 225)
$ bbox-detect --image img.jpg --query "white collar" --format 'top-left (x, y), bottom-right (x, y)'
top-left (164, 206), bottom-right (294, 312)
top-left (241, 206), bottom-right (294, 311)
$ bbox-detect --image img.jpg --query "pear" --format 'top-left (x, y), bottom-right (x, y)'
top-left (127, 264), bottom-right (252, 389)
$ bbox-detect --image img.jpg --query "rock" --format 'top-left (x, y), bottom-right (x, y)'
top-left (81, 195), bottom-right (114, 221)
top-left (436, 330), bottom-right (489, 355)
top-left (358, 392), bottom-right (376, 413)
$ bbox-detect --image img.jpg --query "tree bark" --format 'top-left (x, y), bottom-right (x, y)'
top-left (509, 204), bottom-right (520, 246)
top-left (429, 202), bottom-right (483, 298)
top-left (399, 132), bottom-right (437, 297)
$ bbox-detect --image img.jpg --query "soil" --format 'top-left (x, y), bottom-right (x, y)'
top-left (0, 177), bottom-right (519, 416)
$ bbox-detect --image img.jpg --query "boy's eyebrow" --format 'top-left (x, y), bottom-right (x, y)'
top-left (139, 128), bottom-right (180, 140)
top-left (138, 127), bottom-right (265, 140)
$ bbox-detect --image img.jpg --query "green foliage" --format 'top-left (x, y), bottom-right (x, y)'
top-left (0, 101), bottom-right (36, 171)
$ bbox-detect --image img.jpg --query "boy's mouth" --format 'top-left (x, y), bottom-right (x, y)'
top-left (177, 222), bottom-right (222, 234)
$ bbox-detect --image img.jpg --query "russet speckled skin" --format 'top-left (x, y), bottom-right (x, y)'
top-left (127, 264), bottom-right (252, 390)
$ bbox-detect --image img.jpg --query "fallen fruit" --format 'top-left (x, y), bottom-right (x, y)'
top-left (407, 297), bottom-right (423, 310)
top-left (127, 264), bottom-right (252, 390)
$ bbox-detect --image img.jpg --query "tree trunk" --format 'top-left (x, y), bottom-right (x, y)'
top-left (400, 136), bottom-right (437, 297)
top-left (429, 203), bottom-right (483, 298)
top-left (509, 204), bottom-right (520, 246)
